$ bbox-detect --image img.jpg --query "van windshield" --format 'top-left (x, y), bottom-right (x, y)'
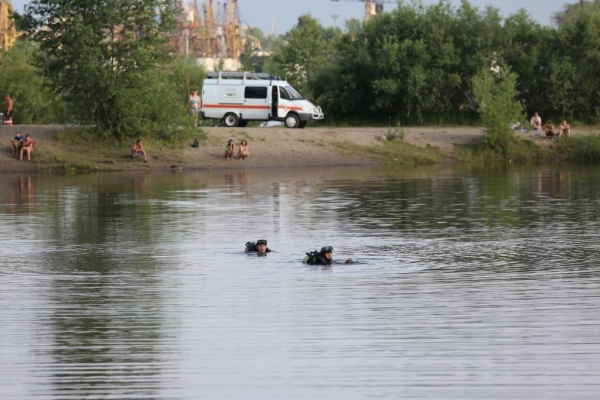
top-left (285, 85), bottom-right (304, 100)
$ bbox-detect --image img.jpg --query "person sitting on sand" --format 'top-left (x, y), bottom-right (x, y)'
top-left (238, 139), bottom-right (249, 160)
top-left (19, 134), bottom-right (35, 161)
top-left (132, 139), bottom-right (147, 163)
top-left (559, 120), bottom-right (571, 137)
top-left (530, 112), bottom-right (542, 131)
top-left (224, 139), bottom-right (234, 159)
top-left (544, 120), bottom-right (555, 139)
top-left (10, 130), bottom-right (24, 156)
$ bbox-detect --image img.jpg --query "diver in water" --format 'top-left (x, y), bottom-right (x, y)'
top-left (302, 246), bottom-right (356, 265)
top-left (245, 239), bottom-right (271, 254)
top-left (303, 246), bottom-right (334, 265)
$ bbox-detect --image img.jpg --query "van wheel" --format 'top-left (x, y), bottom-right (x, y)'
top-left (285, 113), bottom-right (300, 128)
top-left (238, 120), bottom-right (248, 127)
top-left (298, 121), bottom-right (307, 129)
top-left (224, 113), bottom-right (239, 127)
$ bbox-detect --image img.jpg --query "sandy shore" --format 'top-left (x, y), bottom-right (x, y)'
top-left (0, 124), bottom-right (586, 172)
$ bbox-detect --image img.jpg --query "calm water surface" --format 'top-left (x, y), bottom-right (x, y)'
top-left (1, 165), bottom-right (599, 399)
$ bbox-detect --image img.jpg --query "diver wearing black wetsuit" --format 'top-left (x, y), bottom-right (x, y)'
top-left (245, 239), bottom-right (272, 254)
top-left (303, 246), bottom-right (333, 265)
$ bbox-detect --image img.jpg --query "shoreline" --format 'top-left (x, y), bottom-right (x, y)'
top-left (0, 124), bottom-right (591, 173)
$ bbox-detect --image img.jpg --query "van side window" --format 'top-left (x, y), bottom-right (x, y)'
top-left (245, 86), bottom-right (268, 99)
top-left (279, 87), bottom-right (292, 100)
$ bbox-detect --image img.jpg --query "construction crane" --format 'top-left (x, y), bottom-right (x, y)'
top-left (0, 0), bottom-right (18, 51)
top-left (331, 0), bottom-right (396, 23)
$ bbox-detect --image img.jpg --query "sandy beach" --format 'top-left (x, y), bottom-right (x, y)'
top-left (0, 124), bottom-right (584, 172)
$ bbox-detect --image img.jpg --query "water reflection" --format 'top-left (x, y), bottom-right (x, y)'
top-left (1, 165), bottom-right (599, 399)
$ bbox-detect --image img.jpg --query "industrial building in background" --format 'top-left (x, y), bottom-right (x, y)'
top-left (174, 0), bottom-right (251, 71)
top-left (0, 0), bottom-right (18, 51)
top-left (331, 0), bottom-right (395, 22)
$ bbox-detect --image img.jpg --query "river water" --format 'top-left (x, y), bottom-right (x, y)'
top-left (1, 165), bottom-right (599, 399)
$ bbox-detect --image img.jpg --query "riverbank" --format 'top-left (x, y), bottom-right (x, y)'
top-left (0, 124), bottom-right (593, 172)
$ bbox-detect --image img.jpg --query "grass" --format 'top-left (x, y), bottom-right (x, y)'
top-left (555, 134), bottom-right (600, 163)
top-left (337, 139), bottom-right (442, 166)
top-left (453, 137), bottom-right (553, 164)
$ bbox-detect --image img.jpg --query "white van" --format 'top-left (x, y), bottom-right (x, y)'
top-left (201, 71), bottom-right (324, 128)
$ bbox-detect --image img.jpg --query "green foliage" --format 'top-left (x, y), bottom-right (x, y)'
top-left (553, 0), bottom-right (600, 28)
top-left (472, 66), bottom-right (524, 151)
top-left (556, 134), bottom-right (600, 163)
top-left (385, 124), bottom-right (405, 141)
top-left (454, 138), bottom-right (551, 164)
top-left (268, 15), bottom-right (337, 99)
top-left (0, 40), bottom-right (67, 124)
top-left (23, 0), bottom-right (179, 139)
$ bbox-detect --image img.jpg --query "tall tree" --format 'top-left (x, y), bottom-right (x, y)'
top-left (23, 0), bottom-right (178, 138)
top-left (553, 0), bottom-right (600, 28)
top-left (268, 15), bottom-right (335, 98)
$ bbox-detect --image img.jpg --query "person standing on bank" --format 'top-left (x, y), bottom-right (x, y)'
top-left (4, 93), bottom-right (13, 124)
top-left (188, 89), bottom-right (201, 127)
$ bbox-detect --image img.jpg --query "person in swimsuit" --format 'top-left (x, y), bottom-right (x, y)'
top-left (238, 139), bottom-right (249, 160)
top-left (4, 93), bottom-right (13, 124)
top-left (132, 139), bottom-right (147, 162)
top-left (559, 120), bottom-right (571, 137)
top-left (188, 89), bottom-right (201, 127)
top-left (20, 134), bottom-right (35, 161)
top-left (224, 139), bottom-right (234, 159)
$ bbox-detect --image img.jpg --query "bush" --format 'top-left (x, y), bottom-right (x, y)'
top-left (556, 134), bottom-right (600, 163)
top-left (472, 65), bottom-right (525, 154)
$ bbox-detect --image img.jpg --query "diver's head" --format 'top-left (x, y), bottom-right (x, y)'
top-left (256, 239), bottom-right (268, 253)
top-left (320, 246), bottom-right (333, 261)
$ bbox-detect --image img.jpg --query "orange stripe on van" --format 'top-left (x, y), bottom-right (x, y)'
top-left (204, 104), bottom-right (270, 110)
top-left (278, 106), bottom-right (303, 111)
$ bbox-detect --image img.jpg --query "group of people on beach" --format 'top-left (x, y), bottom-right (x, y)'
top-left (9, 130), bottom-right (35, 161)
top-left (245, 239), bottom-right (354, 265)
top-left (225, 138), bottom-right (249, 160)
top-left (529, 112), bottom-right (571, 139)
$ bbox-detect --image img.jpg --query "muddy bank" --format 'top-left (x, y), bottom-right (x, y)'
top-left (1, 124), bottom-right (580, 172)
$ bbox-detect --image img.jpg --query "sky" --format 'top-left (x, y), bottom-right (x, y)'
top-left (10, 0), bottom-right (571, 34)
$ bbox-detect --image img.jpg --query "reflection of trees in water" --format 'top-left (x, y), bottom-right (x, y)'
top-left (24, 173), bottom-right (207, 398)
top-left (299, 166), bottom-right (600, 233)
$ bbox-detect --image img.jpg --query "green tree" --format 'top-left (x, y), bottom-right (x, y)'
top-left (23, 0), bottom-right (179, 139)
top-left (0, 40), bottom-right (67, 124)
top-left (472, 65), bottom-right (524, 150)
top-left (268, 15), bottom-right (336, 98)
top-left (553, 0), bottom-right (600, 28)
